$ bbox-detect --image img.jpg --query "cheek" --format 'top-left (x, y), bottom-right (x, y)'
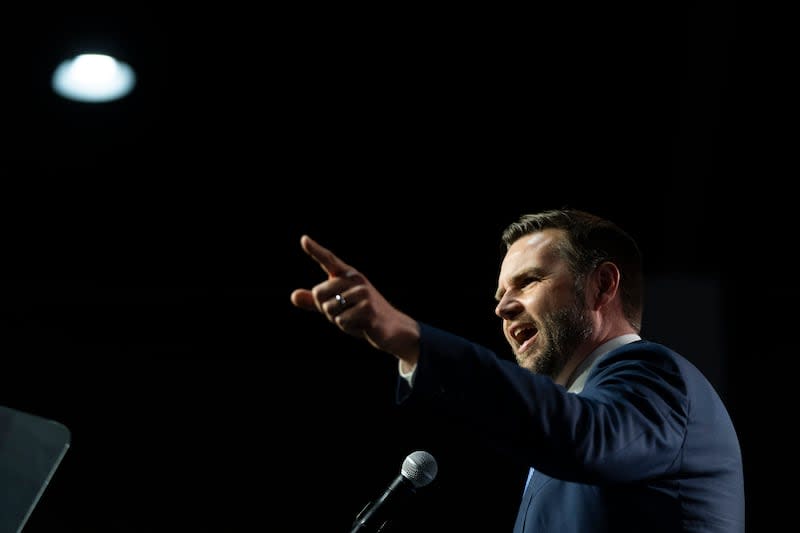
top-left (519, 295), bottom-right (543, 315)
top-left (523, 287), bottom-right (565, 314)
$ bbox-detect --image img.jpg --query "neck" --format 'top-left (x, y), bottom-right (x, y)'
top-left (556, 326), bottom-right (639, 387)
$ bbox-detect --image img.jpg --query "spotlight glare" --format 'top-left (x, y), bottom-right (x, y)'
top-left (52, 53), bottom-right (136, 103)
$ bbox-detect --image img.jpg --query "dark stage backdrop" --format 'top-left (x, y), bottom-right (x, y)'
top-left (1, 2), bottom-right (788, 531)
top-left (0, 224), bottom-right (760, 533)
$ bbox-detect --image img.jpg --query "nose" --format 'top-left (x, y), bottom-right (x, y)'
top-left (495, 294), bottom-right (522, 320)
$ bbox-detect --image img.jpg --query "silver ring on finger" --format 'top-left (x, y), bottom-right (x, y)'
top-left (335, 293), bottom-right (347, 308)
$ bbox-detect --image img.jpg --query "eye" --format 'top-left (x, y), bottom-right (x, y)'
top-left (521, 275), bottom-right (541, 288)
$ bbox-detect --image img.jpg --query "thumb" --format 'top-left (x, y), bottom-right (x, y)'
top-left (290, 288), bottom-right (317, 311)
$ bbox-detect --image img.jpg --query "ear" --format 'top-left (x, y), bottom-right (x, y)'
top-left (589, 261), bottom-right (621, 311)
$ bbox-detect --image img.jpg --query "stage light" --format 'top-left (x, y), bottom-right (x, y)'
top-left (52, 53), bottom-right (136, 103)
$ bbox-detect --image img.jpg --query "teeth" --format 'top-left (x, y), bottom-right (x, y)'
top-left (512, 326), bottom-right (534, 342)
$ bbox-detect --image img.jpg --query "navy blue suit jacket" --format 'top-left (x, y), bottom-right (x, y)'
top-left (398, 323), bottom-right (744, 532)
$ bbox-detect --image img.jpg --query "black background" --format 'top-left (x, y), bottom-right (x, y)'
top-left (1, 3), bottom-right (788, 531)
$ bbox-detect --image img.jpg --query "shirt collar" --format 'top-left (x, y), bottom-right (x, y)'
top-left (566, 334), bottom-right (641, 393)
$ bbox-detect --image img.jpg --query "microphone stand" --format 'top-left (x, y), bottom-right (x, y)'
top-left (350, 476), bottom-right (415, 533)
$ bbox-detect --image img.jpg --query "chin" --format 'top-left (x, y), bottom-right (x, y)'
top-left (516, 353), bottom-right (536, 371)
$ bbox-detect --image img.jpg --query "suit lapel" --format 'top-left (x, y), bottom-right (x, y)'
top-left (528, 470), bottom-right (552, 498)
top-left (514, 470), bottom-right (553, 532)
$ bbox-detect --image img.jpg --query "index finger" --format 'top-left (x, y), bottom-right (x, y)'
top-left (300, 234), bottom-right (356, 278)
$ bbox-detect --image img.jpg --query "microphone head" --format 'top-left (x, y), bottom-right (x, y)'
top-left (401, 450), bottom-right (438, 488)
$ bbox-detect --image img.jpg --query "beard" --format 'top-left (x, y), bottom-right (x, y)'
top-left (522, 296), bottom-right (593, 379)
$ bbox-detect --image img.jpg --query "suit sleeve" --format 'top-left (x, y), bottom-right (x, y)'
top-left (396, 322), bottom-right (689, 484)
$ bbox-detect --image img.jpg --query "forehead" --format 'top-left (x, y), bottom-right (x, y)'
top-left (500, 229), bottom-right (565, 275)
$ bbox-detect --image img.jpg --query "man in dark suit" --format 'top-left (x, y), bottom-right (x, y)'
top-left (290, 208), bottom-right (744, 532)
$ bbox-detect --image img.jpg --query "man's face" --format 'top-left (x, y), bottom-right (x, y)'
top-left (495, 229), bottom-right (593, 379)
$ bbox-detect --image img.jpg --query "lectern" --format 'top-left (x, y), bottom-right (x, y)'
top-left (0, 405), bottom-right (70, 533)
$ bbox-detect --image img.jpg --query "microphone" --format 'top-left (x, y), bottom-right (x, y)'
top-left (350, 450), bottom-right (438, 533)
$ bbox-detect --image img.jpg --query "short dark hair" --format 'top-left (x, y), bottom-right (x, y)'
top-left (501, 209), bottom-right (644, 332)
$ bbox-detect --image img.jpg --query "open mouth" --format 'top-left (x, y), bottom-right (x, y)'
top-left (511, 325), bottom-right (538, 353)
